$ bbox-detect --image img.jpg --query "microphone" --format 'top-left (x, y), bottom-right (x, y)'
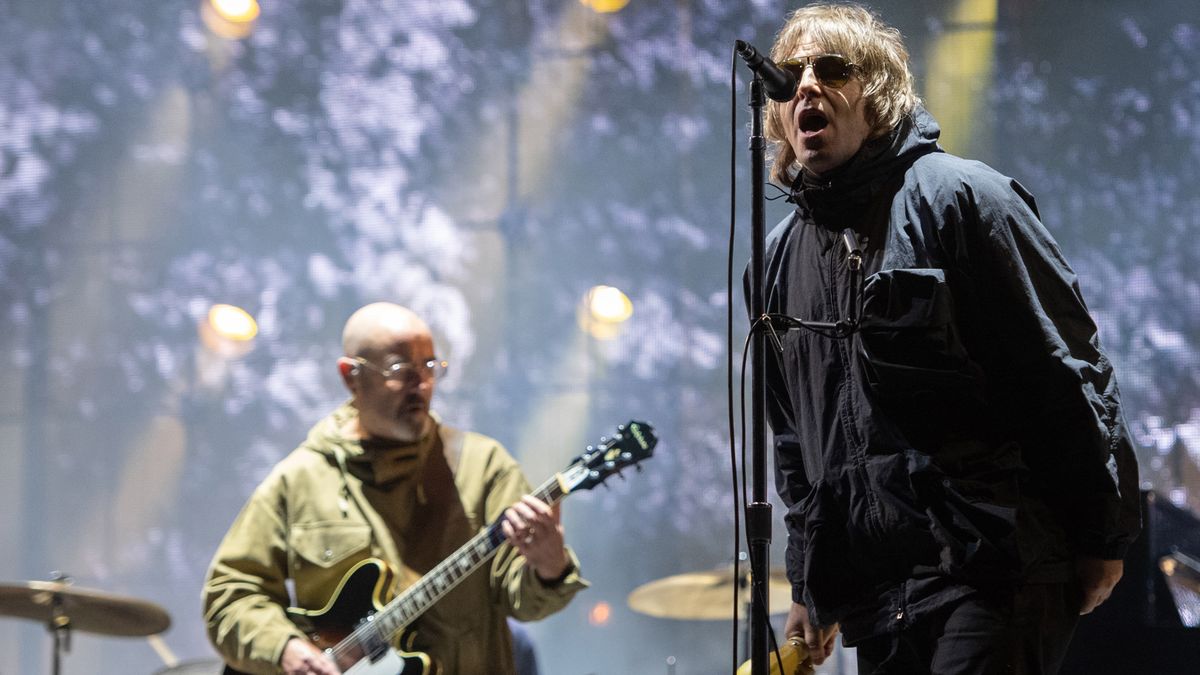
top-left (735, 40), bottom-right (798, 102)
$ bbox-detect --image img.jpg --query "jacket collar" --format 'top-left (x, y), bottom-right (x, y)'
top-left (788, 105), bottom-right (942, 224)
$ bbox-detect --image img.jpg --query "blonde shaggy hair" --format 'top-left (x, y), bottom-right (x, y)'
top-left (765, 3), bottom-right (921, 183)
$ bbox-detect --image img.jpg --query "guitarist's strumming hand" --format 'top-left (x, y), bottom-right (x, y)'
top-left (501, 495), bottom-right (571, 582)
top-left (280, 636), bottom-right (341, 675)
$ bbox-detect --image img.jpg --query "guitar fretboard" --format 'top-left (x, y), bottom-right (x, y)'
top-left (330, 474), bottom-right (567, 662)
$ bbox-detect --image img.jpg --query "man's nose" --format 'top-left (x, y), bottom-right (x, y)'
top-left (795, 64), bottom-right (821, 95)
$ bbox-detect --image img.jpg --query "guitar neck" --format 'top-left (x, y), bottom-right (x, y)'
top-left (345, 474), bottom-right (568, 648)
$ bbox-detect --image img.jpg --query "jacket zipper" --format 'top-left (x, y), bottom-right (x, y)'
top-left (828, 231), bottom-right (884, 540)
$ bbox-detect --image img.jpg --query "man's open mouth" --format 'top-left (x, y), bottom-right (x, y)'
top-left (399, 398), bottom-right (427, 413)
top-left (799, 109), bottom-right (829, 133)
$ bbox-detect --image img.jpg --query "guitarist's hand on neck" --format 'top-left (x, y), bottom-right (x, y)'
top-left (501, 495), bottom-right (572, 582)
top-left (280, 637), bottom-right (341, 675)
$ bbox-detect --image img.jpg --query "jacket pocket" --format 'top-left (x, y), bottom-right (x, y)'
top-left (856, 267), bottom-right (986, 418)
top-left (289, 521), bottom-right (372, 569)
top-left (906, 443), bottom-right (1022, 582)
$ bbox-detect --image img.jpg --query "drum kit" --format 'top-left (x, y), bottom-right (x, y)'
top-left (0, 574), bottom-right (219, 675)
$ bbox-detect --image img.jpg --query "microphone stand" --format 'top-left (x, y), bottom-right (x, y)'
top-left (737, 42), bottom-right (862, 674)
top-left (745, 72), bottom-right (772, 675)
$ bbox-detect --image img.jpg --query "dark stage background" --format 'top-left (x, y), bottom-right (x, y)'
top-left (1, 1), bottom-right (1197, 673)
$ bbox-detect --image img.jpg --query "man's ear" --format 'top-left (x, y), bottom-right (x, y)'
top-left (337, 357), bottom-right (359, 389)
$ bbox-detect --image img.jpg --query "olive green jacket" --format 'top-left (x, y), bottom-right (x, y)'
top-left (203, 404), bottom-right (586, 674)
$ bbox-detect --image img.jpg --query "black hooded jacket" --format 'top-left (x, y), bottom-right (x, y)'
top-left (753, 106), bottom-right (1141, 640)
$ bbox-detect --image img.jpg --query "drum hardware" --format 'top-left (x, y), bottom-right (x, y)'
top-left (0, 572), bottom-right (171, 675)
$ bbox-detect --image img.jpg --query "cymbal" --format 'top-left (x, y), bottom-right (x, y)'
top-left (628, 564), bottom-right (793, 620)
top-left (0, 580), bottom-right (171, 637)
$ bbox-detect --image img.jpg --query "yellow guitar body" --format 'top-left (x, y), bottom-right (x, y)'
top-left (736, 637), bottom-right (815, 675)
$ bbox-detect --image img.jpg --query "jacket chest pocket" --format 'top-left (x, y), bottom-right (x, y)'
top-left (288, 521), bottom-right (373, 576)
top-left (288, 522), bottom-right (374, 610)
top-left (856, 267), bottom-right (980, 398)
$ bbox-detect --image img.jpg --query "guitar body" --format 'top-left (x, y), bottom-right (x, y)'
top-left (222, 559), bottom-right (435, 675)
top-left (340, 645), bottom-right (430, 675)
top-left (220, 642), bottom-right (430, 675)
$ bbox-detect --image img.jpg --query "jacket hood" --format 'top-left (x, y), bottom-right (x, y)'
top-left (300, 400), bottom-right (365, 459)
top-left (300, 401), bottom-right (438, 490)
top-left (790, 104), bottom-right (942, 223)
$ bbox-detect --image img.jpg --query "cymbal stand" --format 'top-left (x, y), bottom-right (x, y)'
top-left (47, 572), bottom-right (72, 675)
top-left (738, 568), bottom-right (752, 663)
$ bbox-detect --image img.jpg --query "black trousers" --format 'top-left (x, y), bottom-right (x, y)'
top-left (855, 583), bottom-right (1080, 675)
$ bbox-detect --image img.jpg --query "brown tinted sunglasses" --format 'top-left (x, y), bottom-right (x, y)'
top-left (777, 54), bottom-right (858, 88)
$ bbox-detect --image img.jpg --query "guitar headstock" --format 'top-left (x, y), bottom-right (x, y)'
top-left (559, 420), bottom-right (657, 493)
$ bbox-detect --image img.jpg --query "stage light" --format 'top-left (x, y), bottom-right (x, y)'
top-left (580, 285), bottom-right (633, 341)
top-left (579, 0), bottom-right (630, 13)
top-left (208, 303), bottom-right (258, 341)
top-left (586, 285), bottom-right (633, 324)
top-left (588, 600), bottom-right (612, 626)
top-left (201, 0), bottom-right (260, 40)
top-left (198, 303), bottom-right (258, 360)
top-left (210, 0), bottom-right (259, 23)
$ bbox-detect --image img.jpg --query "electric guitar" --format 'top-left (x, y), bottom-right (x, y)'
top-left (223, 419), bottom-right (658, 675)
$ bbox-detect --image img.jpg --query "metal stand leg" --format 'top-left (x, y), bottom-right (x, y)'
top-left (47, 574), bottom-right (71, 675)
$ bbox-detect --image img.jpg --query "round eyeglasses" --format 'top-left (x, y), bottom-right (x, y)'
top-left (352, 357), bottom-right (448, 380)
top-left (777, 54), bottom-right (858, 89)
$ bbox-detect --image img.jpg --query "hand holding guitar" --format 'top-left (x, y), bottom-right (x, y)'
top-left (785, 602), bottom-right (838, 667)
top-left (280, 637), bottom-right (341, 675)
top-left (501, 496), bottom-right (570, 581)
